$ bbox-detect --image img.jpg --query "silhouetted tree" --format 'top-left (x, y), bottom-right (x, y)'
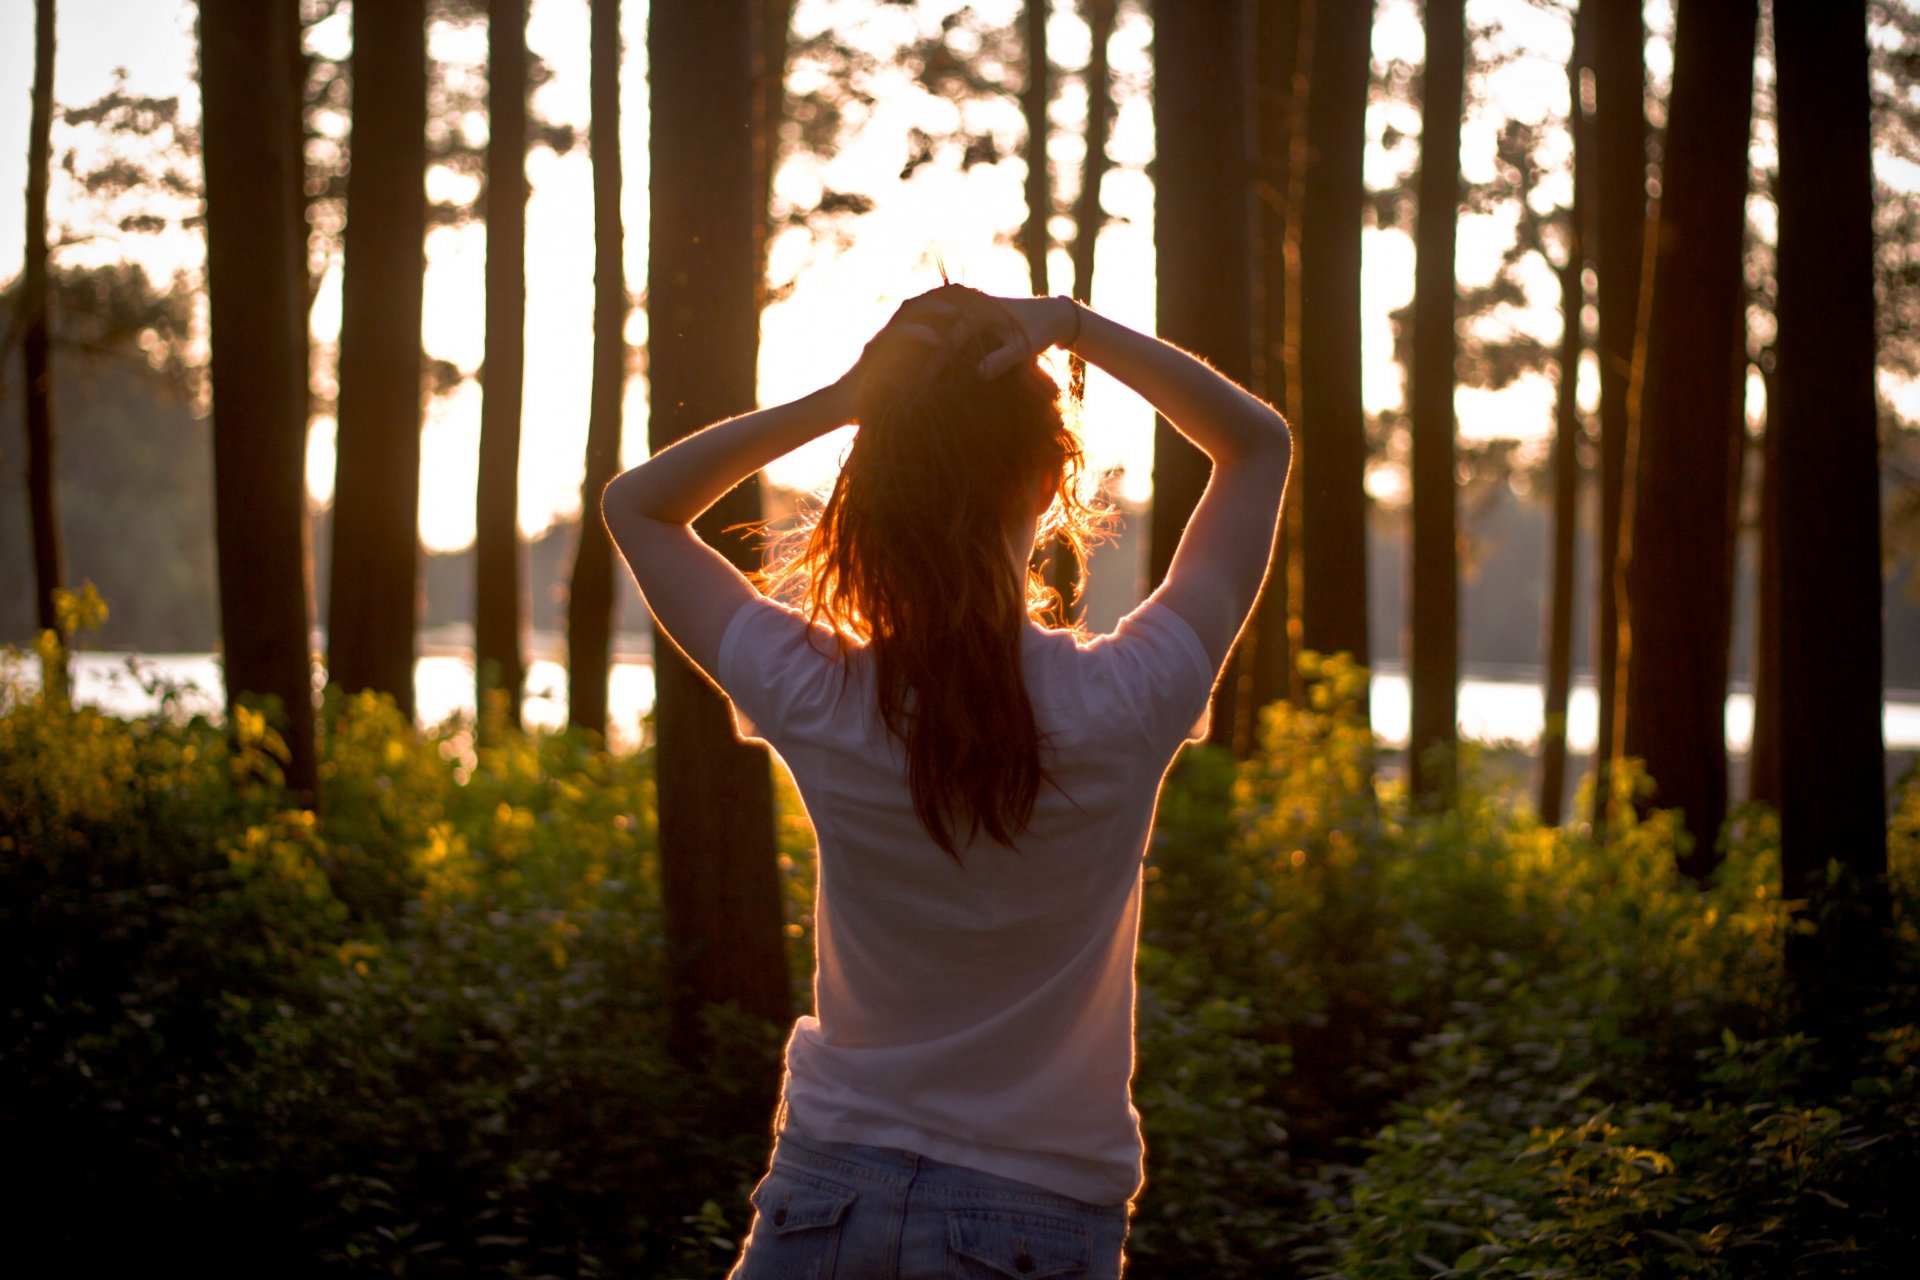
top-left (199, 0), bottom-right (318, 798)
top-left (1622, 0), bottom-right (1755, 879)
top-left (1149, 0), bottom-right (1260, 751)
top-left (1296, 0), bottom-right (1373, 698)
top-left (1749, 364), bottom-right (1781, 807)
top-left (475, 0), bottom-right (528, 729)
top-left (1023, 0), bottom-right (1051, 295)
top-left (1070, 0), bottom-right (1117, 307)
top-left (1244, 0), bottom-right (1305, 720)
top-left (1541, 1), bottom-right (1593, 826)
top-left (1591, 0), bottom-right (1645, 831)
top-left (328, 0), bottom-right (426, 718)
top-left (22, 0), bottom-right (62, 699)
top-left (567, 0), bottom-right (626, 738)
top-left (756, 0), bottom-right (793, 295)
top-left (650, 0), bottom-right (791, 1051)
top-left (1408, 0), bottom-right (1464, 800)
top-left (1773, 0), bottom-right (1889, 1021)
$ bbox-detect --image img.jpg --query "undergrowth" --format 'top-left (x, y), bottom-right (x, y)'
top-left (2, 643), bottom-right (1915, 1276)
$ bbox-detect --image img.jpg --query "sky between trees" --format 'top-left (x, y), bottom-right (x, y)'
top-left (9, 0), bottom-right (1916, 553)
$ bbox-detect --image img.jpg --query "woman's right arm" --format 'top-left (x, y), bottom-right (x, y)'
top-left (986, 296), bottom-right (1292, 668)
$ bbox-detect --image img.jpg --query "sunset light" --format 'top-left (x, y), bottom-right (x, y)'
top-left (6, 1), bottom-right (1920, 1269)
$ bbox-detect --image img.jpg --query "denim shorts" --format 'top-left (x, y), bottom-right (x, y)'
top-left (727, 1129), bottom-right (1130, 1279)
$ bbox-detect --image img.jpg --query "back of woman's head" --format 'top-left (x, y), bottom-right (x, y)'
top-left (776, 291), bottom-right (1101, 858)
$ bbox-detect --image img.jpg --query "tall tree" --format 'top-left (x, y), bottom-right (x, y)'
top-left (567, 0), bottom-right (626, 738)
top-left (1773, 0), bottom-right (1888, 1017)
top-left (1540, 1), bottom-right (1594, 825)
top-left (1591, 0), bottom-right (1645, 830)
top-left (328, 0), bottom-right (427, 719)
top-left (22, 0), bottom-right (63, 701)
top-left (1149, 0), bottom-right (1260, 751)
top-left (1621, 0), bottom-right (1755, 878)
top-left (199, 0), bottom-right (318, 798)
top-left (1748, 361), bottom-right (1781, 806)
top-left (1408, 0), bottom-right (1464, 799)
top-left (1023, 0), bottom-right (1050, 296)
top-left (650, 0), bottom-right (791, 1047)
top-left (1296, 0), bottom-right (1373, 699)
top-left (1243, 0), bottom-right (1306, 723)
top-left (1069, 0), bottom-right (1116, 307)
top-left (475, 0), bottom-right (529, 729)
top-left (1044, 0), bottom-right (1117, 625)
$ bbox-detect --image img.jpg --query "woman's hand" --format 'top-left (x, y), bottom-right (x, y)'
top-left (830, 289), bottom-right (1079, 411)
top-left (973, 294), bottom-right (1080, 380)
top-left (823, 289), bottom-right (967, 419)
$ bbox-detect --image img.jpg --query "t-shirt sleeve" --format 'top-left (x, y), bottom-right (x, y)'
top-left (1098, 598), bottom-right (1219, 749)
top-left (714, 595), bottom-right (840, 743)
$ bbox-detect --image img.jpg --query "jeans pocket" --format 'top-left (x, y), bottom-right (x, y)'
top-left (946, 1209), bottom-right (1092, 1279)
top-left (735, 1170), bottom-right (858, 1280)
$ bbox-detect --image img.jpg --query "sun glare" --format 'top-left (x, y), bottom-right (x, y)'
top-left (6, 0), bottom-right (1868, 558)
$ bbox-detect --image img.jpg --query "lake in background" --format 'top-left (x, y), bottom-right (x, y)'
top-left (20, 638), bottom-right (1920, 788)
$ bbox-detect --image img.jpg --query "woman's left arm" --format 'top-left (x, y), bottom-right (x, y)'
top-left (601, 380), bottom-right (854, 678)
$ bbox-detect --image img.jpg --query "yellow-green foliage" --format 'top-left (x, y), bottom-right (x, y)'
top-left (0, 655), bottom-right (785, 1273)
top-left (3, 642), bottom-right (1915, 1276)
top-left (1130, 655), bottom-right (1916, 1280)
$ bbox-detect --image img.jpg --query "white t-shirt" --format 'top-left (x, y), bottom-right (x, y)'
top-left (715, 592), bottom-right (1217, 1205)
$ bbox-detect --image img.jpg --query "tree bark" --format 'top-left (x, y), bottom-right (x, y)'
top-left (24, 0), bottom-right (63, 702)
top-left (1243, 0), bottom-right (1305, 725)
top-left (476, 0), bottom-right (529, 731)
top-left (200, 0), bottom-right (318, 799)
top-left (1748, 362), bottom-right (1780, 806)
top-left (567, 0), bottom-right (626, 739)
top-left (650, 0), bottom-right (791, 1050)
top-left (1408, 0), bottom-right (1463, 800)
top-left (1295, 0), bottom-right (1373, 699)
top-left (329, 0), bottom-right (426, 720)
top-left (1149, 0), bottom-right (1260, 751)
top-left (1591, 0), bottom-right (1644, 833)
top-left (1050, 0), bottom-right (1116, 624)
top-left (1622, 0), bottom-right (1754, 880)
top-left (1773, 0), bottom-right (1889, 1022)
top-left (1540, 0), bottom-right (1593, 827)
top-left (756, 0), bottom-right (793, 304)
top-left (1069, 0), bottom-right (1115, 306)
top-left (1024, 0), bottom-right (1050, 296)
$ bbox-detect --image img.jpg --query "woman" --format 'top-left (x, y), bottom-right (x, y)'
top-left (603, 288), bottom-right (1290, 1279)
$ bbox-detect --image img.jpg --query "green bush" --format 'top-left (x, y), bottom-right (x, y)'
top-left (3, 645), bottom-right (1915, 1276)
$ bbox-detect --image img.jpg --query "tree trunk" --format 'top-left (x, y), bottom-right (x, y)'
top-left (476, 0), bottom-right (529, 731)
top-left (200, 0), bottom-right (318, 800)
top-left (1540, 0), bottom-right (1593, 827)
top-left (1149, 0), bottom-right (1260, 751)
top-left (1051, 0), bottom-right (1115, 624)
top-left (1622, 0), bottom-right (1755, 880)
top-left (756, 0), bottom-right (793, 302)
top-left (1243, 0), bottom-right (1305, 725)
top-left (1748, 362), bottom-right (1780, 806)
top-left (1773, 0), bottom-right (1889, 1024)
top-left (1295, 0), bottom-right (1372, 699)
top-left (650, 0), bottom-right (791, 1052)
top-left (567, 0), bottom-right (626, 739)
top-left (1408, 0), bottom-right (1463, 800)
top-left (1024, 0), bottom-right (1050, 296)
top-left (1069, 0), bottom-right (1115, 306)
top-left (329, 0), bottom-right (426, 720)
top-left (1591, 0), bottom-right (1644, 833)
top-left (24, 0), bottom-right (63, 702)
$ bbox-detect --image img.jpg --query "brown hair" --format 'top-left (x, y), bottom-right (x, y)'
top-left (766, 310), bottom-right (1106, 859)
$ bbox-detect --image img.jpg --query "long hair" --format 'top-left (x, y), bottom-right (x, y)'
top-left (765, 314), bottom-right (1107, 859)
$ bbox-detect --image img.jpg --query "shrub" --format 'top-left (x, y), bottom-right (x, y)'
top-left (4, 645), bottom-right (1915, 1276)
